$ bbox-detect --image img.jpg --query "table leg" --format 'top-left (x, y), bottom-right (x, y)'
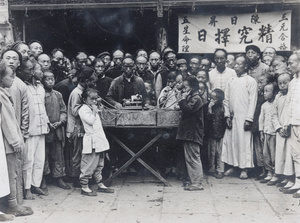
top-left (104, 132), bottom-right (171, 186)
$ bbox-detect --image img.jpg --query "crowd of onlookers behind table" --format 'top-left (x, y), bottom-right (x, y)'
top-left (0, 36), bottom-right (299, 221)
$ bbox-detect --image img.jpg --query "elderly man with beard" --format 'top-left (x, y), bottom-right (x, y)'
top-left (105, 50), bottom-right (124, 79)
top-left (263, 47), bottom-right (276, 62)
top-left (246, 45), bottom-right (269, 83)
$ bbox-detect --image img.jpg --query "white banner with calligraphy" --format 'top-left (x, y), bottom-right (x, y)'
top-left (178, 11), bottom-right (291, 54)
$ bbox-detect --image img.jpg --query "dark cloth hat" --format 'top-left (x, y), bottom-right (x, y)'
top-left (78, 67), bottom-right (94, 80)
top-left (162, 47), bottom-right (176, 59)
top-left (176, 59), bottom-right (187, 65)
top-left (97, 51), bottom-right (111, 59)
top-left (245, 45), bottom-right (261, 54)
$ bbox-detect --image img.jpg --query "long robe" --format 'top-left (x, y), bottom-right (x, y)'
top-left (272, 93), bottom-right (294, 176)
top-left (222, 73), bottom-right (257, 169)
top-left (0, 106), bottom-right (10, 198)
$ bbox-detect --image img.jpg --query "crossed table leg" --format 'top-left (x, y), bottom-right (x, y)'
top-left (104, 131), bottom-right (172, 187)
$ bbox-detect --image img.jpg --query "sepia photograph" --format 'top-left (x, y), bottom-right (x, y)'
top-left (0, 0), bottom-right (299, 222)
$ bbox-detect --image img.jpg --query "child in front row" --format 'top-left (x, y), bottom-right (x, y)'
top-left (259, 82), bottom-right (279, 184)
top-left (207, 88), bottom-right (226, 179)
top-left (78, 88), bottom-right (114, 196)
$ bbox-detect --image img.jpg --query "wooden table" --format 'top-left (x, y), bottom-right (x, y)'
top-left (101, 108), bottom-right (181, 186)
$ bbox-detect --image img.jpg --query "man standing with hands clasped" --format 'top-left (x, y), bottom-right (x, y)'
top-left (222, 54), bottom-right (258, 179)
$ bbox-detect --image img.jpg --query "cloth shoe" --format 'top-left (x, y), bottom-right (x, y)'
top-left (81, 189), bottom-right (97, 196)
top-left (283, 188), bottom-right (300, 194)
top-left (184, 184), bottom-right (204, 191)
top-left (57, 178), bottom-right (71, 190)
top-left (255, 173), bottom-right (266, 181)
top-left (224, 168), bottom-right (235, 176)
top-left (239, 170), bottom-right (248, 179)
top-left (215, 172), bottom-right (224, 179)
top-left (0, 213), bottom-right (15, 222)
top-left (97, 183), bottom-right (115, 193)
top-left (31, 187), bottom-right (49, 196)
top-left (267, 179), bottom-right (280, 186)
top-left (6, 205), bottom-right (33, 217)
top-left (293, 191), bottom-right (300, 198)
top-left (276, 179), bottom-right (289, 187)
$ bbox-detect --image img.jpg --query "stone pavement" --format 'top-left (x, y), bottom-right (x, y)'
top-left (13, 175), bottom-right (300, 223)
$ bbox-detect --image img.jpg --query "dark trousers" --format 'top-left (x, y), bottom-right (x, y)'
top-left (183, 141), bottom-right (204, 186)
top-left (68, 133), bottom-right (83, 178)
top-left (6, 153), bottom-right (18, 203)
top-left (44, 140), bottom-right (66, 178)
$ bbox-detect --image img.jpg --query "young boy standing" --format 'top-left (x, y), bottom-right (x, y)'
top-left (207, 88), bottom-right (226, 179)
top-left (259, 82), bottom-right (278, 183)
top-left (271, 73), bottom-right (294, 188)
top-left (42, 70), bottom-right (70, 190)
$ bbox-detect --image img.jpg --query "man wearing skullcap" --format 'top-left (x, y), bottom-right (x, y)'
top-left (246, 44), bottom-right (269, 83)
top-left (177, 58), bottom-right (190, 79)
top-left (97, 51), bottom-right (111, 72)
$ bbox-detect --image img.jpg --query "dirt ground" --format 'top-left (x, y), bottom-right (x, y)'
top-left (11, 173), bottom-right (300, 223)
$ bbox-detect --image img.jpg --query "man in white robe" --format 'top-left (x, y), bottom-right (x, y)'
top-left (222, 54), bottom-right (258, 179)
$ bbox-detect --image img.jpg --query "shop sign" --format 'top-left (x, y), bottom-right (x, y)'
top-left (178, 10), bottom-right (291, 53)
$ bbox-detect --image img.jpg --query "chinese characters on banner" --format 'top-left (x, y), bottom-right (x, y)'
top-left (178, 11), bottom-right (291, 54)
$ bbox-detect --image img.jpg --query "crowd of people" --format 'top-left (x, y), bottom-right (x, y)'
top-left (0, 39), bottom-right (299, 221)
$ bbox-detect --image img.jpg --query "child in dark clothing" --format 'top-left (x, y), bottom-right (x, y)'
top-left (42, 71), bottom-right (70, 190)
top-left (252, 73), bottom-right (272, 180)
top-left (207, 88), bottom-right (226, 179)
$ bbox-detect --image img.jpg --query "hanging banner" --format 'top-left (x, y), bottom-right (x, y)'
top-left (178, 10), bottom-right (291, 54)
